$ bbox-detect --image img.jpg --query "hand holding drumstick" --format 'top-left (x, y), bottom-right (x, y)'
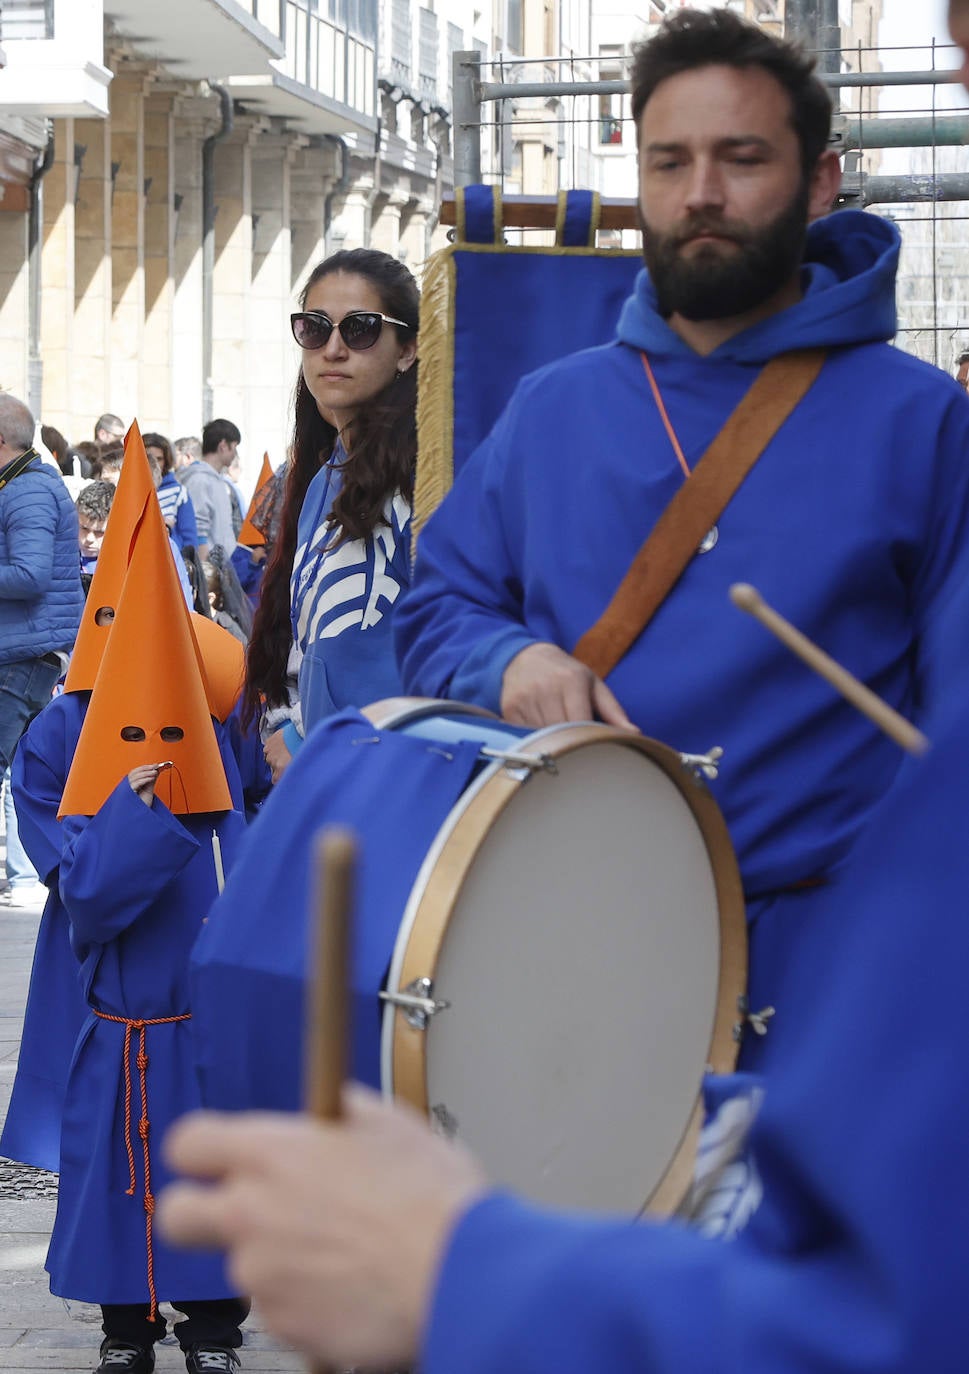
top-left (730, 584), bottom-right (930, 757)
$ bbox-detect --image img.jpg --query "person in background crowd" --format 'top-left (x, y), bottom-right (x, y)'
top-left (94, 412), bottom-right (125, 446)
top-left (179, 420), bottom-right (241, 561)
top-left (41, 423), bottom-right (88, 480)
top-left (200, 556), bottom-right (251, 645)
top-left (93, 444), bottom-right (125, 484)
top-left (223, 454), bottom-right (246, 540)
top-left (0, 391), bottom-right (83, 782)
top-left (173, 436), bottom-right (202, 472)
top-left (242, 249), bottom-right (417, 785)
top-left (76, 480), bottom-right (115, 591)
top-left (231, 459), bottom-right (289, 612)
top-left (955, 349), bottom-right (969, 392)
top-left (74, 440), bottom-right (102, 473)
top-left (1, 763), bottom-right (43, 907)
top-left (143, 431), bottom-right (199, 552)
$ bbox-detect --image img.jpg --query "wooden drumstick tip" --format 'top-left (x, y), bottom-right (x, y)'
top-left (729, 582), bottom-right (761, 613)
top-left (315, 826), bottom-right (357, 871)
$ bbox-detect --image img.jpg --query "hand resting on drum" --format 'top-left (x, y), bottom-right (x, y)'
top-left (501, 641), bottom-right (636, 730)
top-left (159, 1088), bottom-right (486, 1369)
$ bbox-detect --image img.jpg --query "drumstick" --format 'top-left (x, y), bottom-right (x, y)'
top-left (304, 826), bottom-right (356, 1121)
top-left (729, 583), bottom-right (929, 757)
top-left (303, 828), bottom-right (357, 1374)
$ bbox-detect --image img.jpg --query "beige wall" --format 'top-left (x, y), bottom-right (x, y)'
top-left (0, 212), bottom-right (29, 399)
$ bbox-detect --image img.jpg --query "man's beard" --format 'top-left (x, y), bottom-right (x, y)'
top-left (641, 182), bottom-right (810, 322)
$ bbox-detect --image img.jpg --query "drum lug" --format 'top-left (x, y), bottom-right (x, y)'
top-left (479, 746), bottom-right (558, 776)
top-left (733, 995), bottom-right (776, 1042)
top-left (379, 977), bottom-right (451, 1030)
top-left (679, 746), bottom-right (724, 782)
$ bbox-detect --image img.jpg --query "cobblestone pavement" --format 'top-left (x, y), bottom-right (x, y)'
top-left (0, 884), bottom-right (307, 1373)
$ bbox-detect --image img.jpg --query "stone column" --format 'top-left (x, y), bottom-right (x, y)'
top-left (327, 183), bottom-right (374, 252)
top-left (370, 192), bottom-right (403, 258)
top-left (246, 132), bottom-right (299, 480)
top-left (171, 99), bottom-right (207, 440)
top-left (73, 111), bottom-right (112, 436)
top-left (142, 91), bottom-right (176, 433)
top-left (109, 71), bottom-right (148, 425)
top-left (39, 117), bottom-right (76, 435)
top-left (209, 119), bottom-right (262, 438)
top-left (0, 204), bottom-right (28, 403)
top-left (399, 201), bottom-right (432, 270)
top-left (291, 141), bottom-right (335, 296)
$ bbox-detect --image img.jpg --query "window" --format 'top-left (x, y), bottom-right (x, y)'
top-left (419, 7), bottom-right (439, 98)
top-left (598, 45), bottom-right (625, 146)
top-left (0, 0), bottom-right (54, 40)
top-left (506, 0), bottom-right (522, 55)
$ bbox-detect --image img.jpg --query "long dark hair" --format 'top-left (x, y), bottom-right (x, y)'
top-left (243, 249), bottom-right (419, 723)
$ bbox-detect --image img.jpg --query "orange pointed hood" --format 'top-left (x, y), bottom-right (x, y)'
top-left (59, 495), bottom-right (233, 818)
top-left (236, 452), bottom-right (274, 546)
top-left (190, 612), bottom-right (245, 722)
top-left (64, 421), bottom-right (155, 694)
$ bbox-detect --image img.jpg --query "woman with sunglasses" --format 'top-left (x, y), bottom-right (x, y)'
top-left (243, 249), bottom-right (418, 780)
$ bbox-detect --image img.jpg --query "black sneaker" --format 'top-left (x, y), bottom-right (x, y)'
top-left (184, 1348), bottom-right (241, 1374)
top-left (94, 1341), bottom-right (155, 1373)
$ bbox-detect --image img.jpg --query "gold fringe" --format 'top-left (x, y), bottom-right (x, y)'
top-left (414, 243), bottom-right (458, 551)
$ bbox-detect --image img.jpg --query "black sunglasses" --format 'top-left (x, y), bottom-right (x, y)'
top-left (290, 310), bottom-right (413, 352)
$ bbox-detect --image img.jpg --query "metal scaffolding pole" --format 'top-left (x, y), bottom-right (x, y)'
top-left (833, 115), bottom-right (969, 153)
top-left (452, 50), bottom-right (482, 188)
top-left (474, 69), bottom-right (959, 104)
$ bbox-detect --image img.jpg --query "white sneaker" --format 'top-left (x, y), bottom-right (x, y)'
top-left (8, 883), bottom-right (47, 908)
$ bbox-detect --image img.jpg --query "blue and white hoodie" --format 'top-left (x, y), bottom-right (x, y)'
top-left (291, 437), bottom-right (410, 736)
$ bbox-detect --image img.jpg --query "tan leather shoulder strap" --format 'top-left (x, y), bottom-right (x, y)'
top-left (573, 348), bottom-right (826, 680)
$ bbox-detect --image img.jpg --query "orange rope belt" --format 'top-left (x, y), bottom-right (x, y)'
top-left (93, 1009), bottom-right (192, 1320)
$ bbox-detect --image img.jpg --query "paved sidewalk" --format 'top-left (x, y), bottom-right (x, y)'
top-left (0, 895), bottom-right (307, 1373)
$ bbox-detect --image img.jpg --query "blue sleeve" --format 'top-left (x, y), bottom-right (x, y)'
top-left (281, 720), bottom-right (303, 757)
top-left (174, 491), bottom-right (199, 551)
top-left (59, 781), bottom-right (199, 945)
top-left (906, 389), bottom-right (969, 714)
top-left (10, 707), bottom-right (70, 885)
top-left (230, 545), bottom-right (261, 594)
top-left (0, 482), bottom-right (59, 598)
top-left (395, 404), bottom-right (541, 712)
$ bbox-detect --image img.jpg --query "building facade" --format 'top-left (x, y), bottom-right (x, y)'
top-left (0, 0), bottom-right (480, 475)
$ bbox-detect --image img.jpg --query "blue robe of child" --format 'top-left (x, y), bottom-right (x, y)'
top-left (421, 678), bottom-right (969, 1374)
top-left (0, 695), bottom-right (252, 1175)
top-left (45, 780), bottom-right (246, 1303)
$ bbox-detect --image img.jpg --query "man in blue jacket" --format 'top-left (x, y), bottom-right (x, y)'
top-left (0, 392), bottom-right (83, 775)
top-left (394, 10), bottom-right (969, 1074)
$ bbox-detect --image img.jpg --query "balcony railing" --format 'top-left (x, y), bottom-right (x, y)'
top-left (0, 0), bottom-right (54, 41)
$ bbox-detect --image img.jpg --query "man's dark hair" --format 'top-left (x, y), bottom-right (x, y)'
top-left (630, 8), bottom-right (833, 174)
top-left (76, 479), bottom-right (115, 524)
top-left (202, 418), bottom-right (241, 454)
top-left (957, 350), bottom-right (969, 367)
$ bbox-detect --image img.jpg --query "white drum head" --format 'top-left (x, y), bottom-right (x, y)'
top-left (383, 727), bottom-right (744, 1216)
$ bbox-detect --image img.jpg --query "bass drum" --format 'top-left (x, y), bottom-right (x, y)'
top-left (366, 698), bottom-right (747, 1218)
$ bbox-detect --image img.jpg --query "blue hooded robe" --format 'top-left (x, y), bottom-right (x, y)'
top-left (421, 670), bottom-right (969, 1374)
top-left (45, 780), bottom-right (246, 1303)
top-left (395, 210), bottom-right (969, 1072)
